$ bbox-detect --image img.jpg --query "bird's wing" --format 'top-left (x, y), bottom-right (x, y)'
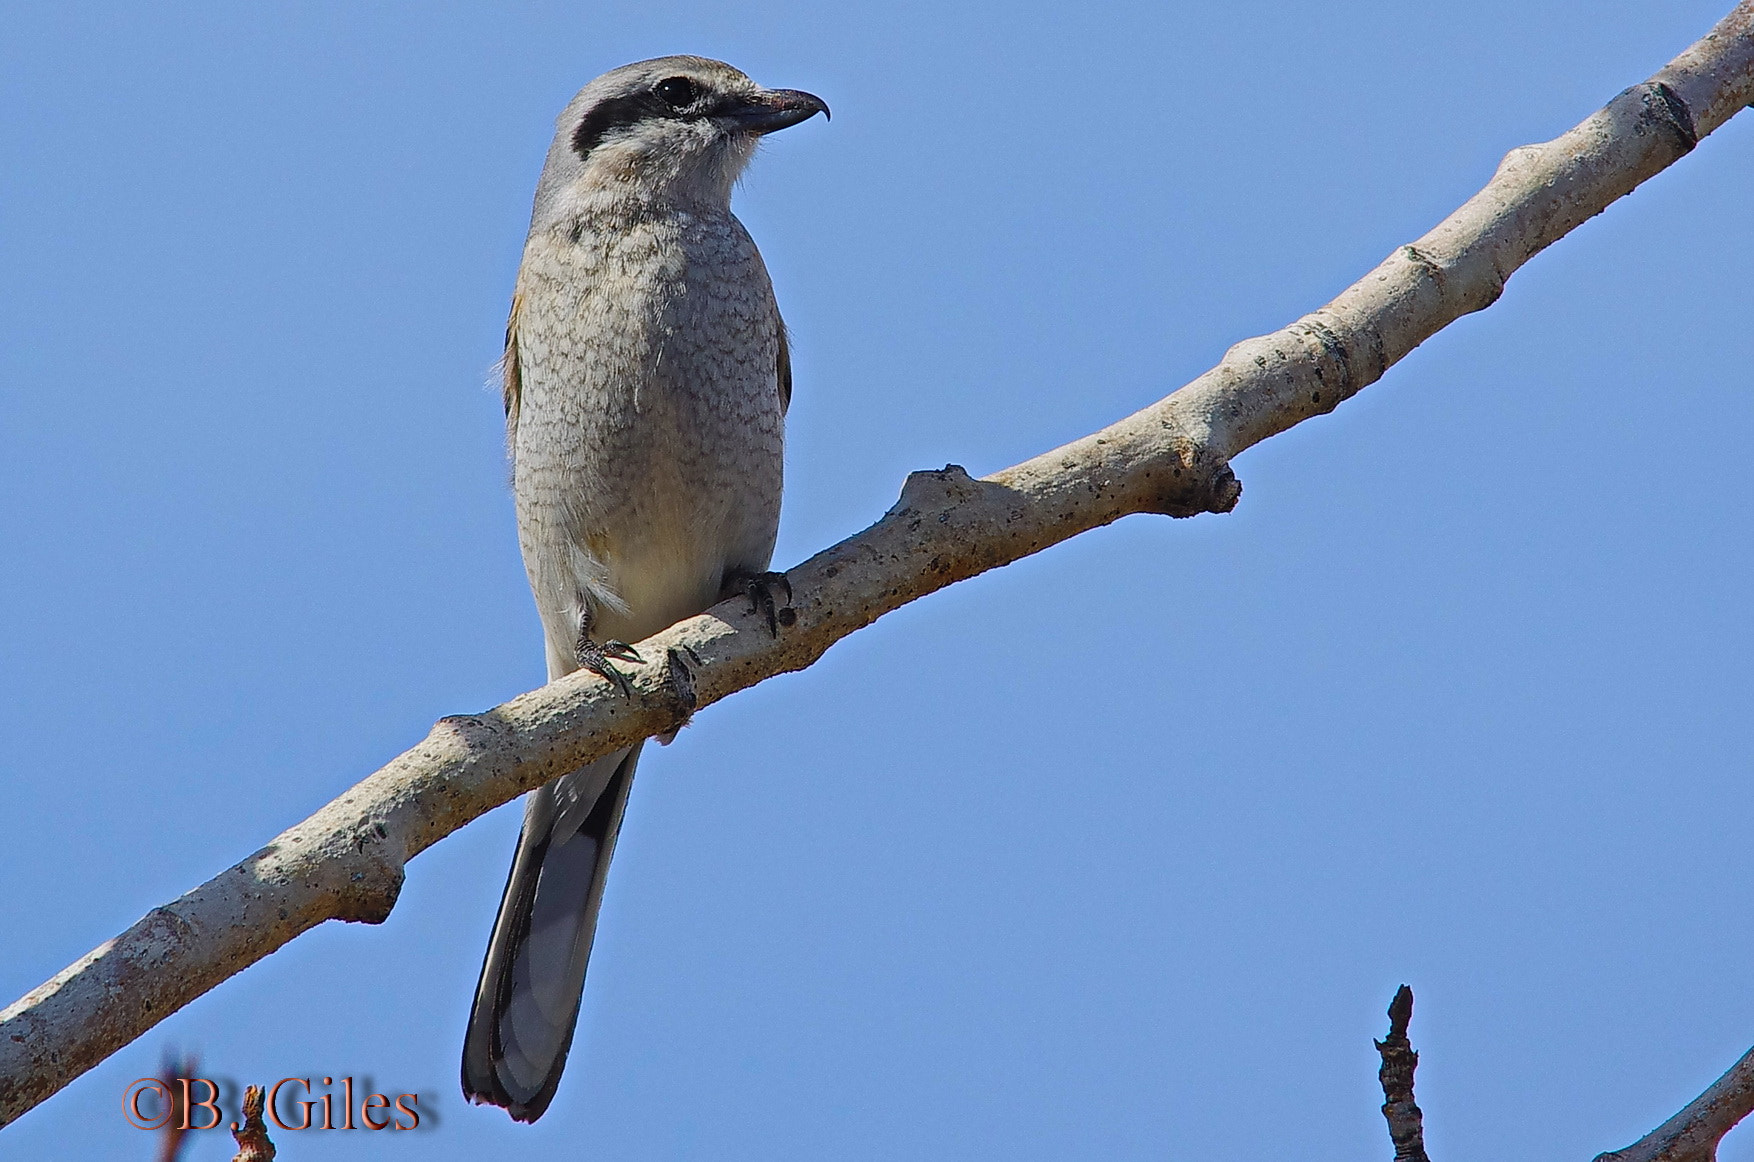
top-left (500, 289), bottom-right (524, 431)
top-left (776, 315), bottom-right (792, 416)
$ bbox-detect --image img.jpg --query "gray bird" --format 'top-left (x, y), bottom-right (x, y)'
top-left (461, 56), bottom-right (826, 1123)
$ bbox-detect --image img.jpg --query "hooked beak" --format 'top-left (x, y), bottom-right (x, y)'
top-left (725, 88), bottom-right (830, 134)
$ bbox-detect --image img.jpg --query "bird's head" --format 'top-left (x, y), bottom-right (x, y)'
top-left (532, 56), bottom-right (828, 222)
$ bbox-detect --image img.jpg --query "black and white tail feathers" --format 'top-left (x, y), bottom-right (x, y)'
top-left (461, 743), bottom-right (642, 1122)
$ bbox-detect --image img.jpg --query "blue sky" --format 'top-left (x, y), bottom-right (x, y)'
top-left (3, 1), bottom-right (1752, 1159)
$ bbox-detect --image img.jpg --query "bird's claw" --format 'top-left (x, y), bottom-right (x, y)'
top-left (576, 633), bottom-right (640, 699)
top-left (600, 640), bottom-right (643, 663)
top-left (725, 570), bottom-right (793, 637)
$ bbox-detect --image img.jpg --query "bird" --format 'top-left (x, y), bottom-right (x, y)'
top-left (461, 56), bottom-right (827, 1123)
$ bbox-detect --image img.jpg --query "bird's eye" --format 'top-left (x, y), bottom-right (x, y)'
top-left (655, 77), bottom-right (700, 109)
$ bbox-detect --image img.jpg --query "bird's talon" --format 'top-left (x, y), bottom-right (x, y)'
top-left (583, 658), bottom-right (632, 698)
top-left (602, 640), bottom-right (643, 663)
top-left (576, 632), bottom-right (637, 698)
top-left (725, 570), bottom-right (793, 638)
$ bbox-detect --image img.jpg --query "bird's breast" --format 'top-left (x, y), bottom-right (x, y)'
top-left (510, 211), bottom-right (785, 643)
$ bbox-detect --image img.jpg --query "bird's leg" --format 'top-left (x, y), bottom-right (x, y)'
top-left (575, 608), bottom-right (642, 698)
top-left (722, 570), bottom-right (793, 637)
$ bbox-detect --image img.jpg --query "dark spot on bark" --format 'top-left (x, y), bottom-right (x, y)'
top-left (1639, 80), bottom-right (1699, 151)
top-left (1402, 245), bottom-right (1444, 286)
top-left (1298, 319), bottom-right (1354, 397)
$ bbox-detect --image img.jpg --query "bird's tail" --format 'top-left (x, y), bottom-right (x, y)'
top-left (461, 742), bottom-right (643, 1122)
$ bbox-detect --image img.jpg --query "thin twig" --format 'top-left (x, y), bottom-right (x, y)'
top-left (152, 1052), bottom-right (198, 1162)
top-left (1376, 985), bottom-right (1431, 1162)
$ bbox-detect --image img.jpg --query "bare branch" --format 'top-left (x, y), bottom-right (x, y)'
top-left (3, 1), bottom-right (1752, 1131)
top-left (1367, 991), bottom-right (1754, 1162)
top-left (1595, 1046), bottom-right (1754, 1162)
top-left (1377, 986), bottom-right (1432, 1162)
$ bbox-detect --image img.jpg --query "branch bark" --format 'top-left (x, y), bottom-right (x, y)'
top-left (1378, 986), bottom-right (1432, 1162)
top-left (1595, 1046), bottom-right (1754, 1162)
top-left (1365, 989), bottom-right (1754, 1162)
top-left (229, 1086), bottom-right (275, 1162)
top-left (4, 1), bottom-right (1753, 1131)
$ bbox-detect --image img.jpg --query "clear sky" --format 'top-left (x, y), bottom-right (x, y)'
top-left (3, 1), bottom-right (1752, 1159)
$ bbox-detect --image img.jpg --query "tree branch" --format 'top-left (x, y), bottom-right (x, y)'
top-left (1378, 986), bottom-right (1432, 1162)
top-left (1595, 1045), bottom-right (1754, 1162)
top-left (1365, 988), bottom-right (1754, 1162)
top-left (4, 1), bottom-right (1753, 1131)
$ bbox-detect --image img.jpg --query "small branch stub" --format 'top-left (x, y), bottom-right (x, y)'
top-left (1377, 985), bottom-right (1431, 1162)
top-left (230, 1085), bottom-right (274, 1162)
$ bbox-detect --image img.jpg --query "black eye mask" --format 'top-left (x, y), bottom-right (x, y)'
top-left (570, 79), bottom-right (726, 160)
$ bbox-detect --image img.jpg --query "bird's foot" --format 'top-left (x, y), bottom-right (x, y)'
top-left (723, 570), bottom-right (793, 637)
top-left (576, 618), bottom-right (642, 698)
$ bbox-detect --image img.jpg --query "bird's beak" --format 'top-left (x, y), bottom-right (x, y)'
top-left (726, 88), bottom-right (830, 134)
